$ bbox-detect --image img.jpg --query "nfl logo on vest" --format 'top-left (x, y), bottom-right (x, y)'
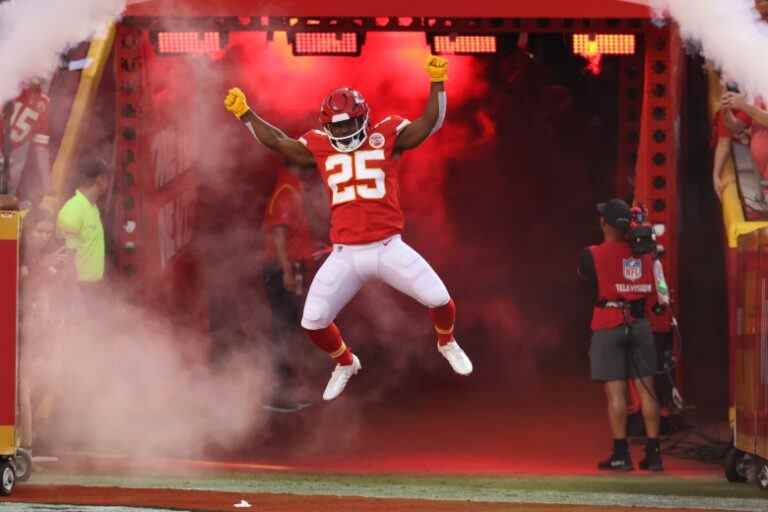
top-left (622, 258), bottom-right (642, 282)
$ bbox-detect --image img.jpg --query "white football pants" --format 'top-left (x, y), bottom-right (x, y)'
top-left (300, 235), bottom-right (451, 331)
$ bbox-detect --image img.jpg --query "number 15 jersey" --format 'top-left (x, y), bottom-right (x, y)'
top-left (300, 115), bottom-right (411, 245)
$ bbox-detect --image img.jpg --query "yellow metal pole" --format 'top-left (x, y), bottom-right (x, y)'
top-left (45, 24), bottom-right (116, 211)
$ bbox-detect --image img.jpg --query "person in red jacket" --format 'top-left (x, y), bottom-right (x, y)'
top-left (263, 163), bottom-right (315, 332)
top-left (262, 163), bottom-right (316, 408)
top-left (578, 199), bottom-right (662, 472)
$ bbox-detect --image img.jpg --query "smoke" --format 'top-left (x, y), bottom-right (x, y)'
top-left (200, 31), bottom-right (586, 400)
top-left (25, 285), bottom-right (273, 459)
top-left (183, 31), bottom-right (495, 386)
top-left (22, 25), bottom-right (595, 462)
top-left (100, 32), bottom-right (504, 445)
top-left (649, 0), bottom-right (768, 96)
top-left (0, 0), bottom-right (126, 104)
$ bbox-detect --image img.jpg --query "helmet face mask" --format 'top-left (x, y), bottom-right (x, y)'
top-left (320, 87), bottom-right (370, 153)
top-left (324, 115), bottom-right (368, 152)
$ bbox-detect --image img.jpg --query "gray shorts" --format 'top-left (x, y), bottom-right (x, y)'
top-left (589, 319), bottom-right (657, 381)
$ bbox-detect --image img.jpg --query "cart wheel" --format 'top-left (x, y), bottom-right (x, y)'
top-left (725, 447), bottom-right (749, 483)
top-left (0, 461), bottom-right (15, 496)
top-left (756, 458), bottom-right (768, 491)
top-left (14, 449), bottom-right (32, 482)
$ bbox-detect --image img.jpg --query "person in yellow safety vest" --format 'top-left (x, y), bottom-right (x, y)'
top-left (56, 159), bottom-right (108, 287)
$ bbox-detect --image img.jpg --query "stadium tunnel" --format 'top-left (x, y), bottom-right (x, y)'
top-left (4, 0), bottom-right (730, 472)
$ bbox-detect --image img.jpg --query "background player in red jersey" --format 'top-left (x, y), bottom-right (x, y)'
top-left (0, 81), bottom-right (52, 207)
top-left (262, 162), bottom-right (317, 408)
top-left (225, 56), bottom-right (472, 401)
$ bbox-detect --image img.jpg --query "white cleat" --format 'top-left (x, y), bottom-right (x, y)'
top-left (323, 355), bottom-right (362, 401)
top-left (438, 339), bottom-right (473, 375)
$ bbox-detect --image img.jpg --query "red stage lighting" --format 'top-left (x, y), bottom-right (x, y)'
top-left (431, 35), bottom-right (497, 55)
top-left (572, 34), bottom-right (635, 56)
top-left (156, 32), bottom-right (222, 54)
top-left (292, 32), bottom-right (362, 56)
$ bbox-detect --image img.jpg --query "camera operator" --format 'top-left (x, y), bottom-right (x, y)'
top-left (577, 199), bottom-right (664, 472)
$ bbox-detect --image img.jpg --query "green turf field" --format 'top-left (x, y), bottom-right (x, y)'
top-left (25, 469), bottom-right (768, 511)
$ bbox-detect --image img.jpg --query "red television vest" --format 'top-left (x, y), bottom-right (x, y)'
top-left (589, 240), bottom-right (655, 330)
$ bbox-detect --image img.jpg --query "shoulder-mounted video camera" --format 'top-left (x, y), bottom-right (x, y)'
top-left (626, 204), bottom-right (659, 257)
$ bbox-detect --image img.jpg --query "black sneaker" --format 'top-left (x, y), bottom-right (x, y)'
top-left (598, 453), bottom-right (634, 471)
top-left (639, 451), bottom-right (664, 471)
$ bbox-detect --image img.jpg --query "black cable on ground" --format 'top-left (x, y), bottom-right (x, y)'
top-left (661, 424), bottom-right (731, 465)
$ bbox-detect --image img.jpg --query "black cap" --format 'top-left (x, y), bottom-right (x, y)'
top-left (597, 199), bottom-right (631, 231)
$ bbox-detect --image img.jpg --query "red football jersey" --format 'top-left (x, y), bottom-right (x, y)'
top-left (300, 115), bottom-right (411, 245)
top-left (0, 87), bottom-right (50, 195)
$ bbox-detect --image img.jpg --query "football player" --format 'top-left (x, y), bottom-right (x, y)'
top-left (225, 56), bottom-right (472, 400)
top-left (0, 80), bottom-right (52, 206)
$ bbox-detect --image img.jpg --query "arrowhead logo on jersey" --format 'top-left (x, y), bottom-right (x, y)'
top-left (369, 132), bottom-right (385, 149)
top-left (622, 258), bottom-right (642, 282)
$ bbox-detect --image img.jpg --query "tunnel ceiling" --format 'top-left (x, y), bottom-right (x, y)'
top-left (124, 0), bottom-right (652, 19)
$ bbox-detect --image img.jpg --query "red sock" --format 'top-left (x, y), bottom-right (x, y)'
top-left (428, 299), bottom-right (456, 346)
top-left (305, 323), bottom-right (353, 365)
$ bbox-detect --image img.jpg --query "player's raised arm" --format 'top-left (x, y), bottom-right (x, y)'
top-left (224, 88), bottom-right (316, 168)
top-left (394, 56), bottom-right (448, 152)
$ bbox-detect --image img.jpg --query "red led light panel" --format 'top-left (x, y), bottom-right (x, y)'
top-left (157, 32), bottom-right (221, 54)
top-left (294, 32), bottom-right (359, 55)
top-left (433, 35), bottom-right (497, 54)
top-left (573, 34), bottom-right (636, 56)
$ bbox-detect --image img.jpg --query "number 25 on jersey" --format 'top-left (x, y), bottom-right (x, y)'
top-left (325, 150), bottom-right (386, 205)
